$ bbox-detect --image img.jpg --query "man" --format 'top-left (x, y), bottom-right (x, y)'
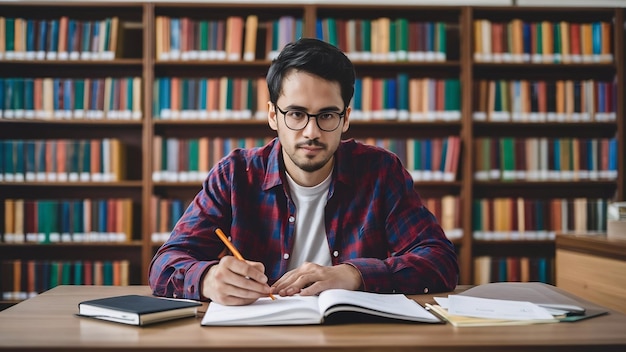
top-left (149, 38), bottom-right (458, 306)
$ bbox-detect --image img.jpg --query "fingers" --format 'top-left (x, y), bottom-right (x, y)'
top-left (202, 256), bottom-right (272, 305)
top-left (271, 263), bottom-right (363, 297)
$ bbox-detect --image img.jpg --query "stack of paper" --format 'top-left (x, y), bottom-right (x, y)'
top-left (426, 296), bottom-right (559, 327)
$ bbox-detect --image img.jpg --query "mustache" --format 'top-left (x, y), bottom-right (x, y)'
top-left (296, 140), bottom-right (326, 148)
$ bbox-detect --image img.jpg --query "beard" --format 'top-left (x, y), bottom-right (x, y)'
top-left (289, 139), bottom-right (332, 173)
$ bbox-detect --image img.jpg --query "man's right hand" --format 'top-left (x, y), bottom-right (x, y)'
top-left (201, 256), bottom-right (272, 305)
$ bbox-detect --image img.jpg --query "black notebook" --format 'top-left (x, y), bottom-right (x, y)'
top-left (77, 294), bottom-right (202, 326)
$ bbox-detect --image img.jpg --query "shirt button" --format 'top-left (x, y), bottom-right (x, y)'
top-left (283, 253), bottom-right (290, 260)
top-left (333, 250), bottom-right (339, 257)
top-left (423, 287), bottom-right (429, 294)
top-left (288, 216), bottom-right (295, 223)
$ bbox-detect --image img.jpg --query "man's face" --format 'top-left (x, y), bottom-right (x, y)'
top-left (268, 70), bottom-right (350, 185)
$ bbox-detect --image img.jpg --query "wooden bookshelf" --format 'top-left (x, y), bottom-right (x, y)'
top-left (0, 2), bottom-right (624, 305)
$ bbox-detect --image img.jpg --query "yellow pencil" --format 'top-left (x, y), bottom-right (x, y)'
top-left (215, 228), bottom-right (276, 300)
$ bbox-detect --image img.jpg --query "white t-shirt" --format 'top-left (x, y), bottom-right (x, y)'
top-left (285, 171), bottom-right (333, 271)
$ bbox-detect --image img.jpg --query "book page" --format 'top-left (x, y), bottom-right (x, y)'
top-left (201, 295), bottom-right (322, 326)
top-left (318, 289), bottom-right (440, 323)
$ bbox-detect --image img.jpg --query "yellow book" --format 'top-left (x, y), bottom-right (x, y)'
top-left (0, 17), bottom-right (5, 60)
top-left (560, 21), bottom-right (570, 63)
top-left (243, 15), bottom-right (258, 61)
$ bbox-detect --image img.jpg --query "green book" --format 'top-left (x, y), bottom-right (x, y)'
top-left (361, 20), bottom-right (371, 56)
top-left (199, 20), bottom-right (208, 52)
top-left (188, 138), bottom-right (199, 176)
top-left (553, 22), bottom-right (561, 63)
top-left (443, 79), bottom-right (461, 120)
top-left (5, 18), bottom-right (15, 54)
top-left (395, 18), bottom-right (409, 61)
top-left (389, 20), bottom-right (396, 60)
top-left (500, 137), bottom-right (515, 181)
top-left (73, 261), bottom-right (83, 285)
top-left (103, 261), bottom-right (113, 286)
top-left (49, 261), bottom-right (59, 288)
top-left (62, 261), bottom-right (72, 285)
top-left (436, 22), bottom-right (446, 61)
top-left (397, 73), bottom-right (409, 120)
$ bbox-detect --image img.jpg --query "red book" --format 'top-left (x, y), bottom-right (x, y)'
top-left (84, 261), bottom-right (93, 285)
top-left (570, 23), bottom-right (581, 57)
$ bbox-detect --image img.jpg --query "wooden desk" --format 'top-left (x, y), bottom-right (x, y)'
top-left (556, 233), bottom-right (626, 314)
top-left (1, 285), bottom-right (625, 352)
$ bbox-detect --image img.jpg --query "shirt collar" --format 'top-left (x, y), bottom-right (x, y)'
top-left (261, 138), bottom-right (356, 193)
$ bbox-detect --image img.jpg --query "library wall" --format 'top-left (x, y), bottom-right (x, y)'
top-left (0, 2), bottom-right (623, 305)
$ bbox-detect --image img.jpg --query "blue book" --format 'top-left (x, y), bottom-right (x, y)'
top-left (61, 201), bottom-right (71, 238)
top-left (81, 21), bottom-right (92, 55)
top-left (0, 78), bottom-right (4, 116)
top-left (63, 79), bottom-right (73, 115)
top-left (537, 258), bottom-right (548, 283)
top-left (608, 138), bottom-right (617, 175)
top-left (591, 22), bottom-right (601, 56)
top-left (423, 139), bottom-right (432, 172)
top-left (353, 78), bottom-right (362, 112)
top-left (81, 140), bottom-right (90, 174)
top-left (91, 21), bottom-right (100, 54)
top-left (4, 79), bottom-right (13, 115)
top-left (24, 79), bottom-right (34, 116)
top-left (316, 19), bottom-right (323, 40)
top-left (26, 19), bottom-right (36, 56)
top-left (14, 140), bottom-right (24, 179)
top-left (295, 18), bottom-right (303, 40)
top-left (52, 79), bottom-right (61, 112)
top-left (4, 140), bottom-right (15, 177)
top-left (0, 141), bottom-right (4, 180)
top-left (386, 78), bottom-right (397, 114)
top-left (67, 19), bottom-right (77, 55)
top-left (72, 200), bottom-right (83, 236)
top-left (522, 22), bottom-right (531, 60)
top-left (597, 82), bottom-right (605, 115)
top-left (38, 20), bottom-right (48, 55)
top-left (396, 74), bottom-right (409, 115)
top-left (25, 140), bottom-right (35, 180)
top-left (49, 20), bottom-right (59, 56)
top-left (552, 139), bottom-right (561, 172)
top-left (199, 79), bottom-right (207, 110)
top-left (170, 18), bottom-right (180, 54)
top-left (172, 199), bottom-right (184, 229)
top-left (98, 199), bottom-right (107, 234)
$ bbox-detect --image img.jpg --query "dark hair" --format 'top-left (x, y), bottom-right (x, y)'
top-left (266, 38), bottom-right (356, 108)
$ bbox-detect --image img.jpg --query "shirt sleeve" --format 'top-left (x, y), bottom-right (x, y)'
top-left (343, 154), bottom-right (459, 295)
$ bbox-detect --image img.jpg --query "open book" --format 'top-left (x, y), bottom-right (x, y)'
top-left (201, 289), bottom-right (441, 326)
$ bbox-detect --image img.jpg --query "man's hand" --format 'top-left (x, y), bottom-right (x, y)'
top-left (201, 256), bottom-right (272, 305)
top-left (271, 263), bottom-right (363, 297)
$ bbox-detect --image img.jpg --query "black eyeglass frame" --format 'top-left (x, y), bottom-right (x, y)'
top-left (274, 104), bottom-right (347, 132)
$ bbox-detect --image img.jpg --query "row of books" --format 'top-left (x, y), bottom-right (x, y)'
top-left (2, 198), bottom-right (133, 244)
top-left (473, 256), bottom-right (554, 285)
top-left (1, 259), bottom-right (130, 300)
top-left (152, 136), bottom-right (461, 183)
top-left (474, 137), bottom-right (617, 182)
top-left (152, 136), bottom-right (272, 182)
top-left (473, 19), bottom-right (613, 63)
top-left (155, 15), bottom-right (302, 62)
top-left (153, 76), bottom-right (461, 122)
top-left (150, 195), bottom-right (463, 244)
top-left (351, 77), bottom-right (461, 122)
top-left (0, 16), bottom-right (121, 61)
top-left (316, 18), bottom-right (448, 62)
top-left (473, 79), bottom-right (617, 122)
top-left (358, 137), bottom-right (461, 182)
top-left (472, 197), bottom-right (609, 241)
top-left (0, 139), bottom-right (126, 183)
top-left (153, 77), bottom-right (268, 120)
top-left (0, 77), bottom-right (142, 121)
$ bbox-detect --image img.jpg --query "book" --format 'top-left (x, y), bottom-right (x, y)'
top-left (77, 294), bottom-right (202, 326)
top-left (201, 289), bottom-right (441, 326)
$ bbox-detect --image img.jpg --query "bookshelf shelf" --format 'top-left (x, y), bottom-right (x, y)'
top-left (0, 2), bottom-right (623, 301)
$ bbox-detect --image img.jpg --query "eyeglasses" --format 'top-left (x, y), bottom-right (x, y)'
top-left (275, 104), bottom-right (346, 132)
